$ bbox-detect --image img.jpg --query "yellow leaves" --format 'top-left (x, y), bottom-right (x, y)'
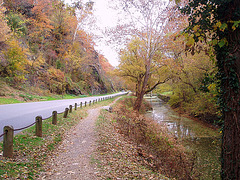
top-left (3, 39), bottom-right (29, 82)
top-left (213, 21), bottom-right (227, 31)
top-left (186, 35), bottom-right (195, 47)
top-left (220, 23), bottom-right (228, 31)
top-left (0, 6), bottom-right (10, 42)
top-left (211, 39), bottom-right (218, 46)
top-left (198, 36), bottom-right (205, 42)
top-left (214, 21), bottom-right (222, 31)
top-left (232, 20), bottom-right (240, 31)
top-left (207, 83), bottom-right (216, 92)
top-left (213, 21), bottom-right (240, 31)
top-left (48, 67), bottom-right (65, 81)
top-left (29, 53), bottom-right (46, 68)
top-left (192, 25), bottom-right (200, 32)
top-left (218, 38), bottom-right (228, 48)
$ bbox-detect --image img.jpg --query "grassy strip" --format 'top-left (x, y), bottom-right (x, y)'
top-left (0, 97), bottom-right (23, 104)
top-left (0, 93), bottom-right (88, 105)
top-left (0, 91), bottom-right (120, 105)
top-left (0, 98), bottom-right (116, 179)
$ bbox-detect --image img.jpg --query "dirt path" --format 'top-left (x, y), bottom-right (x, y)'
top-left (39, 99), bottom-right (118, 180)
top-left (39, 108), bottom-right (100, 180)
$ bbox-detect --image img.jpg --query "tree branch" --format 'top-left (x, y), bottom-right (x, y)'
top-left (145, 77), bottom-right (171, 94)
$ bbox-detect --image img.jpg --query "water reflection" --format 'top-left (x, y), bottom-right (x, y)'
top-left (145, 96), bottom-right (221, 179)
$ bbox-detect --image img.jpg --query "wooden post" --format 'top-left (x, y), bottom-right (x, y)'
top-left (80, 102), bottom-right (82, 108)
top-left (52, 111), bottom-right (57, 125)
top-left (75, 103), bottom-right (77, 110)
top-left (3, 126), bottom-right (14, 158)
top-left (69, 105), bottom-right (72, 113)
top-left (35, 116), bottom-right (42, 137)
top-left (89, 101), bottom-right (91, 106)
top-left (109, 107), bottom-right (113, 113)
top-left (85, 101), bottom-right (87, 107)
top-left (63, 108), bottom-right (69, 118)
top-left (93, 100), bottom-right (94, 105)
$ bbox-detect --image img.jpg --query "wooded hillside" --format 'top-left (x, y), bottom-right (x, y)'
top-left (0, 0), bottom-right (121, 95)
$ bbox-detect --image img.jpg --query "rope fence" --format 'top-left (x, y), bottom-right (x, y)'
top-left (42, 115), bottom-right (53, 121)
top-left (14, 122), bottom-right (36, 132)
top-left (0, 131), bottom-right (6, 138)
top-left (57, 111), bottom-right (65, 115)
top-left (1, 93), bottom-right (128, 158)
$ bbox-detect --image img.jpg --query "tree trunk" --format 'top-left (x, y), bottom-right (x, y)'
top-left (218, 1), bottom-right (240, 179)
top-left (134, 89), bottom-right (145, 111)
top-left (134, 64), bottom-right (151, 111)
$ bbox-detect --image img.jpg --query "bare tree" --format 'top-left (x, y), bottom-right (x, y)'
top-left (108, 0), bottom-right (174, 111)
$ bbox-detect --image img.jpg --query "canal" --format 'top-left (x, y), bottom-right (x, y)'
top-left (145, 96), bottom-right (221, 179)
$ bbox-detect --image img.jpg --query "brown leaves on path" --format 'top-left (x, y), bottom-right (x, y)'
top-left (39, 108), bottom-right (101, 179)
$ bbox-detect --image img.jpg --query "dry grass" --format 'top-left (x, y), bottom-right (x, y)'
top-left (95, 96), bottom-right (198, 179)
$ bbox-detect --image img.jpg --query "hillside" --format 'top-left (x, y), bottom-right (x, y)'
top-left (0, 0), bottom-right (122, 98)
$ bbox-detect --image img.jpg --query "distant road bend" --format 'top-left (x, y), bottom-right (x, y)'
top-left (0, 92), bottom-right (127, 138)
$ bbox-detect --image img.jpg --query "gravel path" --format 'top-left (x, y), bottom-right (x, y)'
top-left (39, 107), bottom-right (102, 180)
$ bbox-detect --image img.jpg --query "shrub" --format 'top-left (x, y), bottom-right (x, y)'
top-left (113, 97), bottom-right (197, 179)
top-left (2, 39), bottom-right (28, 84)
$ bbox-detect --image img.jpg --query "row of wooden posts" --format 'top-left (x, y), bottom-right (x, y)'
top-left (2, 96), bottom-right (113, 158)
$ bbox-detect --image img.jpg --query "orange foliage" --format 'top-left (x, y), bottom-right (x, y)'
top-left (99, 54), bottom-right (114, 73)
top-left (77, 30), bottom-right (95, 52)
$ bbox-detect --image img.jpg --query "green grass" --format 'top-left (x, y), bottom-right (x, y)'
top-left (0, 97), bottom-right (118, 179)
top-left (0, 93), bottom-right (92, 104)
top-left (0, 92), bottom-right (116, 105)
top-left (19, 93), bottom-right (88, 102)
top-left (160, 91), bottom-right (173, 95)
top-left (0, 111), bottom-right (83, 179)
top-left (0, 97), bottom-right (23, 104)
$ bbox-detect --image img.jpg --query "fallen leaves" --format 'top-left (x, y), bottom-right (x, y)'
top-left (94, 110), bottom-right (169, 179)
top-left (0, 109), bottom-right (86, 179)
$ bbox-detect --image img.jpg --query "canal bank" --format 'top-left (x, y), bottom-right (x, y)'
top-left (145, 95), bottom-right (221, 179)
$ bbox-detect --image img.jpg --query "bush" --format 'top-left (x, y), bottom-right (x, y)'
top-left (113, 97), bottom-right (197, 179)
top-left (1, 39), bottom-right (28, 84)
top-left (168, 83), bottom-right (220, 125)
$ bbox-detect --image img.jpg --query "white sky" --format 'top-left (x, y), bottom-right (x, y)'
top-left (65, 0), bottom-right (120, 67)
top-left (65, 0), bottom-right (171, 67)
top-left (91, 0), bottom-right (120, 67)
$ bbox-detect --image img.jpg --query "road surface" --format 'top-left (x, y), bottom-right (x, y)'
top-left (0, 92), bottom-right (127, 138)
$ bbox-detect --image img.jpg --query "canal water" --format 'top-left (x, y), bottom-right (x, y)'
top-left (145, 96), bottom-right (221, 179)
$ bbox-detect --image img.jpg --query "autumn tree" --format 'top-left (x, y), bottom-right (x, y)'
top-left (28, 0), bottom-right (53, 53)
top-left (51, 1), bottom-right (75, 62)
top-left (1, 39), bottom-right (28, 83)
top-left (180, 0), bottom-right (240, 178)
top-left (0, 4), bottom-right (10, 43)
top-left (110, 0), bottom-right (175, 111)
top-left (117, 37), bottom-right (169, 98)
top-left (0, 0), bottom-right (118, 95)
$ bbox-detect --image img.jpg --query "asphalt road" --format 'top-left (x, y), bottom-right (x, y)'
top-left (0, 92), bottom-right (127, 138)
